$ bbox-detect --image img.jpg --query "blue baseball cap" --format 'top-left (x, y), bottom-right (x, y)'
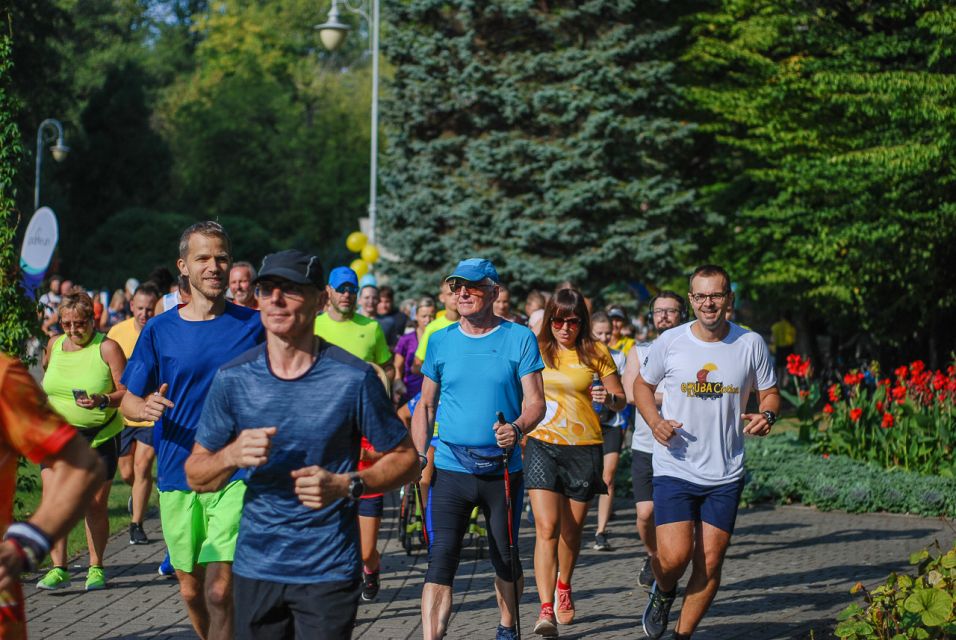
top-left (328, 266), bottom-right (359, 289)
top-left (445, 258), bottom-right (500, 284)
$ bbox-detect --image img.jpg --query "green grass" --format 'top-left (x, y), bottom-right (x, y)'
top-left (15, 461), bottom-right (159, 563)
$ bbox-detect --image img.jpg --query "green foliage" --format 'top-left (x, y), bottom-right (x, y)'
top-left (380, 0), bottom-right (701, 296)
top-left (835, 541), bottom-right (956, 639)
top-left (743, 434), bottom-right (956, 517)
top-left (0, 31), bottom-right (41, 361)
top-left (685, 0), bottom-right (956, 356)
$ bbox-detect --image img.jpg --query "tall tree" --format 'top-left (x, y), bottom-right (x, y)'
top-left (685, 0), bottom-right (956, 363)
top-left (379, 0), bottom-right (701, 296)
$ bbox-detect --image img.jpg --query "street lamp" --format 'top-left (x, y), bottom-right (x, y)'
top-left (317, 0), bottom-right (380, 245)
top-left (35, 118), bottom-right (70, 210)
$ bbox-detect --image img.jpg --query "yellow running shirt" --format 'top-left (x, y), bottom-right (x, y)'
top-left (314, 313), bottom-right (391, 365)
top-left (107, 318), bottom-right (152, 427)
top-left (414, 315), bottom-right (456, 363)
top-left (531, 342), bottom-right (617, 446)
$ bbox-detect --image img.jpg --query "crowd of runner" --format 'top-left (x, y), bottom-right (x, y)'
top-left (1, 220), bottom-right (782, 640)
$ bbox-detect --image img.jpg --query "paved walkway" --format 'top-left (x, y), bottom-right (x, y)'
top-left (23, 495), bottom-right (955, 639)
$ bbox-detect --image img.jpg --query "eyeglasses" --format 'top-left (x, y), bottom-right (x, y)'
top-left (448, 281), bottom-right (493, 296)
top-left (61, 319), bottom-right (92, 330)
top-left (333, 284), bottom-right (358, 295)
top-left (652, 308), bottom-right (681, 317)
top-left (551, 317), bottom-right (582, 329)
top-left (256, 281), bottom-right (307, 301)
top-left (689, 292), bottom-right (728, 305)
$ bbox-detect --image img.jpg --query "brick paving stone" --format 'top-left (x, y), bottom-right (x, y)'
top-left (24, 493), bottom-right (955, 639)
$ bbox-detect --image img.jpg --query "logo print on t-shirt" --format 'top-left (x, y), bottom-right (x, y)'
top-left (680, 363), bottom-right (739, 400)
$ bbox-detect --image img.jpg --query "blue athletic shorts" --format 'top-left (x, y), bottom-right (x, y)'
top-left (425, 468), bottom-right (524, 586)
top-left (118, 426), bottom-right (154, 456)
top-left (358, 495), bottom-right (383, 518)
top-left (652, 475), bottom-right (745, 534)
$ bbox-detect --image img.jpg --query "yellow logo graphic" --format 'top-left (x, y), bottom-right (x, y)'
top-left (680, 362), bottom-right (739, 399)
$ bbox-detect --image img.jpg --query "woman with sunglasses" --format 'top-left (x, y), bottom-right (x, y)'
top-left (527, 288), bottom-right (626, 636)
top-left (37, 292), bottom-right (127, 592)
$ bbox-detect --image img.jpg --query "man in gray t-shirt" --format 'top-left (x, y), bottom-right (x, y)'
top-left (634, 265), bottom-right (780, 640)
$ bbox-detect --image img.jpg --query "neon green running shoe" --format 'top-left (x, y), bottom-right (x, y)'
top-left (36, 567), bottom-right (71, 590)
top-left (85, 565), bottom-right (106, 591)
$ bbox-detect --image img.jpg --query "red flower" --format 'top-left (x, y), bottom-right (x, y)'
top-left (910, 360), bottom-right (925, 376)
top-left (932, 373), bottom-right (946, 391)
top-left (876, 400), bottom-right (883, 412)
top-left (828, 384), bottom-right (840, 402)
top-left (786, 354), bottom-right (802, 376)
top-left (891, 386), bottom-right (906, 401)
top-left (823, 403), bottom-right (834, 414)
top-left (844, 372), bottom-right (859, 386)
top-left (799, 389), bottom-right (809, 399)
top-left (797, 359), bottom-right (811, 378)
top-left (894, 365), bottom-right (908, 380)
top-left (850, 408), bottom-right (863, 422)
top-left (881, 413), bottom-right (894, 429)
top-left (822, 453), bottom-right (830, 459)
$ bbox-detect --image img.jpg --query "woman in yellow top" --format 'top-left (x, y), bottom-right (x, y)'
top-left (527, 288), bottom-right (626, 636)
top-left (37, 292), bottom-right (127, 592)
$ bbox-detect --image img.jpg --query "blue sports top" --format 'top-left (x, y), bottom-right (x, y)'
top-left (121, 303), bottom-right (264, 491)
top-left (421, 321), bottom-right (543, 474)
top-left (196, 342), bottom-right (409, 584)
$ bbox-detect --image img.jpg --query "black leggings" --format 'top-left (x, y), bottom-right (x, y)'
top-left (425, 468), bottom-right (524, 586)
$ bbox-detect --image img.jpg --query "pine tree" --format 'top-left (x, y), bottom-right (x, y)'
top-left (379, 0), bottom-right (701, 296)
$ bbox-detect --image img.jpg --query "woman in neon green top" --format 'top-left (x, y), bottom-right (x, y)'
top-left (38, 292), bottom-right (127, 592)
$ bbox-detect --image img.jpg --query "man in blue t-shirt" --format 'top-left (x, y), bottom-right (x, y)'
top-left (185, 249), bottom-right (418, 639)
top-left (411, 258), bottom-right (545, 640)
top-left (120, 222), bottom-right (264, 640)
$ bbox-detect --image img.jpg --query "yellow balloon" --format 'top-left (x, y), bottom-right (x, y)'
top-left (361, 244), bottom-right (380, 264)
top-left (350, 259), bottom-right (369, 278)
top-left (346, 231), bottom-right (368, 253)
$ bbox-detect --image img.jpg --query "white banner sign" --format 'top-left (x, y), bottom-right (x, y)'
top-left (19, 207), bottom-right (59, 276)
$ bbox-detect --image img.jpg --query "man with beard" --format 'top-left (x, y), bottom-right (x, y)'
top-left (634, 265), bottom-right (779, 640)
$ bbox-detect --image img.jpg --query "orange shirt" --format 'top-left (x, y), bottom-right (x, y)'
top-left (0, 354), bottom-right (75, 639)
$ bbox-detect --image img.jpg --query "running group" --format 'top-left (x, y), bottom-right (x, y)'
top-left (13, 220), bottom-right (781, 640)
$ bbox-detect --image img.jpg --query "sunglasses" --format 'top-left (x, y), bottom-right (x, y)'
top-left (333, 284), bottom-right (358, 294)
top-left (448, 281), bottom-right (494, 296)
top-left (256, 281), bottom-right (308, 301)
top-left (551, 317), bottom-right (582, 329)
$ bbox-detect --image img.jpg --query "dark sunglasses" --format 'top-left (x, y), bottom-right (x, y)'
top-left (551, 317), bottom-right (582, 329)
top-left (448, 280), bottom-right (494, 296)
top-left (333, 284), bottom-right (358, 294)
top-left (256, 281), bottom-right (307, 300)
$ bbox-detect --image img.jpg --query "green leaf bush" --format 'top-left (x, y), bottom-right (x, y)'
top-left (743, 435), bottom-right (956, 517)
top-left (835, 541), bottom-right (956, 639)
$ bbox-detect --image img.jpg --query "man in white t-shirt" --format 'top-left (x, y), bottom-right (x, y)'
top-left (634, 265), bottom-right (779, 640)
top-left (622, 290), bottom-right (686, 588)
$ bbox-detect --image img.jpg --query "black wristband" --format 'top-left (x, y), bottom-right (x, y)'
top-left (510, 422), bottom-right (522, 442)
top-left (762, 410), bottom-right (777, 426)
top-left (4, 522), bottom-right (51, 573)
top-left (418, 453), bottom-right (428, 470)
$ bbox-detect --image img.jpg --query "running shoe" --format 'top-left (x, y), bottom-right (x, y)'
top-left (36, 567), bottom-right (71, 591)
top-left (158, 551), bottom-right (175, 577)
top-left (361, 569), bottom-right (380, 601)
top-left (129, 522), bottom-right (149, 545)
top-left (85, 565), bottom-right (106, 591)
top-left (642, 581), bottom-right (676, 639)
top-left (496, 624), bottom-right (519, 640)
top-left (593, 531), bottom-right (611, 551)
top-left (555, 583), bottom-right (575, 625)
top-left (639, 556), bottom-right (655, 588)
top-left (533, 611), bottom-right (558, 637)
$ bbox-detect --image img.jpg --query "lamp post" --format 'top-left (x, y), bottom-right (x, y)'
top-left (34, 118), bottom-right (70, 211)
top-left (317, 0), bottom-right (380, 246)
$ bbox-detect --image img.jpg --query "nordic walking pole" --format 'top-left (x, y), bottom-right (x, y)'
top-left (414, 481), bottom-right (430, 547)
top-left (498, 411), bottom-right (522, 640)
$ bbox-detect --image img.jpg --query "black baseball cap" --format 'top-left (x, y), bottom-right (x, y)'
top-left (256, 250), bottom-right (324, 286)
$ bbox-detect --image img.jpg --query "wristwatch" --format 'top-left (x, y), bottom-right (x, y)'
top-left (97, 394), bottom-right (109, 410)
top-left (762, 410), bottom-right (777, 426)
top-left (347, 473), bottom-right (364, 502)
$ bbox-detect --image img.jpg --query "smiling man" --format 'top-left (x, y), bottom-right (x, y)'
top-left (634, 265), bottom-right (780, 640)
top-left (229, 262), bottom-right (258, 310)
top-left (185, 250), bottom-right (417, 639)
top-left (120, 221), bottom-right (264, 640)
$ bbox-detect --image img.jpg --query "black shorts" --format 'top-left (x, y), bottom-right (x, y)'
top-left (601, 425), bottom-right (624, 455)
top-left (43, 432), bottom-right (119, 480)
top-left (524, 437), bottom-right (606, 502)
top-left (631, 450), bottom-right (654, 503)
top-left (425, 468), bottom-right (524, 587)
top-left (233, 574), bottom-right (361, 640)
top-left (358, 495), bottom-right (383, 518)
top-left (118, 426), bottom-right (154, 456)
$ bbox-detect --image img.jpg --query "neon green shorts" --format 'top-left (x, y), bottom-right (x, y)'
top-left (159, 480), bottom-right (246, 574)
